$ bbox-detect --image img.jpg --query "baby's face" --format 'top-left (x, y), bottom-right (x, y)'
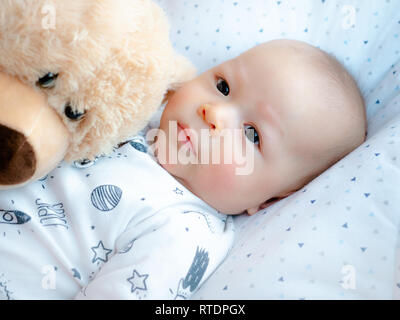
top-left (156, 40), bottom-right (360, 215)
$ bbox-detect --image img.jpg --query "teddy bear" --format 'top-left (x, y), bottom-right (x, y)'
top-left (0, 0), bottom-right (196, 189)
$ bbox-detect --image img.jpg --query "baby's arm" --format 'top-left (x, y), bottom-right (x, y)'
top-left (74, 209), bottom-right (234, 300)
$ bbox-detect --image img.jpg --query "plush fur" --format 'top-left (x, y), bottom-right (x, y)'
top-left (0, 0), bottom-right (195, 161)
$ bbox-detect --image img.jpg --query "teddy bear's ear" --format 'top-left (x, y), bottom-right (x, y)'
top-left (162, 54), bottom-right (196, 104)
top-left (167, 54), bottom-right (197, 93)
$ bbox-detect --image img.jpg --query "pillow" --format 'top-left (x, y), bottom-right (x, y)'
top-left (156, 0), bottom-right (400, 299)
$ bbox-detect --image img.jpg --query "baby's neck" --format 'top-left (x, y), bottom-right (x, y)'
top-left (171, 173), bottom-right (190, 191)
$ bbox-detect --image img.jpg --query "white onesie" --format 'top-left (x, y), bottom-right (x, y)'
top-left (0, 138), bottom-right (235, 300)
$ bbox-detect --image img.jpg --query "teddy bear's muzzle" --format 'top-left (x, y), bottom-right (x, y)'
top-left (0, 72), bottom-right (70, 189)
top-left (0, 124), bottom-right (36, 185)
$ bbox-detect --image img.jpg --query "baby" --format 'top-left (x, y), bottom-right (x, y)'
top-left (155, 39), bottom-right (366, 215)
top-left (0, 39), bottom-right (366, 300)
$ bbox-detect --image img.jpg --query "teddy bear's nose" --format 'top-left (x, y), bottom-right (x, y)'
top-left (0, 124), bottom-right (36, 185)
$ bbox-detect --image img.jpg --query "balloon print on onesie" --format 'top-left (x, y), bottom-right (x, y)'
top-left (90, 185), bottom-right (122, 212)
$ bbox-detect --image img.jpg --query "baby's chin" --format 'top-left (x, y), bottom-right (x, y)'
top-left (194, 190), bottom-right (247, 215)
top-left (211, 203), bottom-right (246, 215)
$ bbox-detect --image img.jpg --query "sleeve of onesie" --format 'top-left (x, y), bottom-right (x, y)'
top-left (74, 208), bottom-right (234, 300)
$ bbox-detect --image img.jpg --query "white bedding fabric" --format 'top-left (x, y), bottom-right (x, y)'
top-left (156, 0), bottom-right (400, 299)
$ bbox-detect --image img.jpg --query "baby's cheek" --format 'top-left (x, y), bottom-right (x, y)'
top-left (203, 163), bottom-right (241, 194)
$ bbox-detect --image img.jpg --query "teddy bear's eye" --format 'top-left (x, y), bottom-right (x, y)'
top-left (64, 104), bottom-right (86, 121)
top-left (37, 72), bottom-right (58, 88)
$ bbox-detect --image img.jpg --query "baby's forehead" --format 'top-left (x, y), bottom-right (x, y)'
top-left (236, 46), bottom-right (334, 117)
top-left (236, 41), bottom-right (326, 73)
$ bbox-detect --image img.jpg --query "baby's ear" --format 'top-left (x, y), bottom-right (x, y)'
top-left (167, 54), bottom-right (197, 92)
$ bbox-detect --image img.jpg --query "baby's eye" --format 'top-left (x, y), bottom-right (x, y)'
top-left (244, 124), bottom-right (260, 146)
top-left (216, 78), bottom-right (230, 96)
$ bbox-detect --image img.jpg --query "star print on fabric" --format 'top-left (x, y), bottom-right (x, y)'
top-left (91, 241), bottom-right (112, 263)
top-left (127, 270), bottom-right (149, 293)
top-left (173, 187), bottom-right (183, 195)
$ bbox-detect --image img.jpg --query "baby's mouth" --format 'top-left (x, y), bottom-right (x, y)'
top-left (177, 122), bottom-right (197, 156)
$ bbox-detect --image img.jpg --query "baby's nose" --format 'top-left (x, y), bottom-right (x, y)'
top-left (197, 104), bottom-right (225, 130)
